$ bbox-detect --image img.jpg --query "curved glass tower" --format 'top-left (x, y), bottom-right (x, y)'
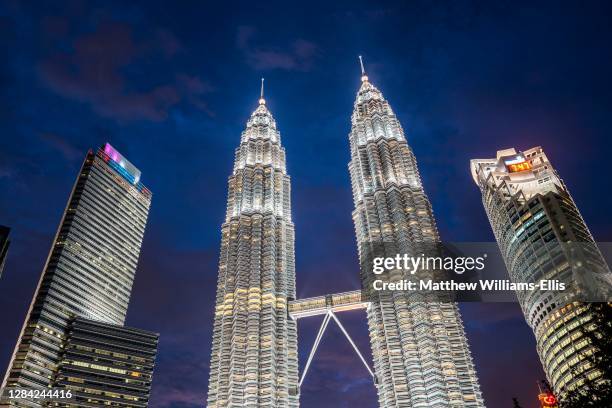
top-left (471, 147), bottom-right (612, 395)
top-left (207, 89), bottom-right (299, 407)
top-left (350, 67), bottom-right (484, 407)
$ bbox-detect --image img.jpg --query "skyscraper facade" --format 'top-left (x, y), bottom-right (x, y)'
top-left (207, 91), bottom-right (299, 407)
top-left (2, 144), bottom-right (153, 405)
top-left (470, 147), bottom-right (612, 395)
top-left (54, 316), bottom-right (158, 407)
top-left (349, 68), bottom-right (484, 407)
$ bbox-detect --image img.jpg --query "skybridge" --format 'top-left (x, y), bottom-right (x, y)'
top-left (288, 290), bottom-right (376, 393)
top-left (288, 290), bottom-right (369, 319)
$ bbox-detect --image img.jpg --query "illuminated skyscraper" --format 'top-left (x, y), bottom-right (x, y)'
top-left (207, 83), bottom-right (299, 407)
top-left (350, 61), bottom-right (484, 407)
top-left (471, 147), bottom-right (612, 395)
top-left (1, 144), bottom-right (155, 406)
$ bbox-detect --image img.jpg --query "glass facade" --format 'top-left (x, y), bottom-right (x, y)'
top-left (53, 317), bottom-right (158, 407)
top-left (1, 144), bottom-right (153, 407)
top-left (471, 147), bottom-right (612, 395)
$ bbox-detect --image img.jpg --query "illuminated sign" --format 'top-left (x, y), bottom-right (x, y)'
top-left (504, 155), bottom-right (532, 173)
top-left (538, 392), bottom-right (558, 408)
top-left (102, 143), bottom-right (142, 185)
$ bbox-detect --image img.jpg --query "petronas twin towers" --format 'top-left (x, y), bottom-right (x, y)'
top-left (207, 87), bottom-right (299, 406)
top-left (206, 64), bottom-right (484, 407)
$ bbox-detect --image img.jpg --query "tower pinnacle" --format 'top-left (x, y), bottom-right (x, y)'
top-left (358, 55), bottom-right (368, 82)
top-left (259, 77), bottom-right (266, 105)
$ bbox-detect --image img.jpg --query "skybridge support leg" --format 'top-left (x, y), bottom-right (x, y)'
top-left (298, 310), bottom-right (376, 388)
top-left (329, 311), bottom-right (376, 380)
top-left (299, 312), bottom-right (331, 386)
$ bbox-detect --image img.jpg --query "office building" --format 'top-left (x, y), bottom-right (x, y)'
top-left (2, 144), bottom-right (154, 407)
top-left (471, 147), bottom-right (612, 395)
top-left (53, 317), bottom-right (158, 407)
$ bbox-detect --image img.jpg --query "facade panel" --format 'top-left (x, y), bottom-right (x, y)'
top-left (53, 317), bottom-right (158, 407)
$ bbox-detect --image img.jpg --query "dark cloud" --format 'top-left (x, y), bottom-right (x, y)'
top-left (175, 73), bottom-right (215, 116)
top-left (0, 167), bottom-right (14, 179)
top-left (236, 25), bottom-right (320, 72)
top-left (157, 29), bottom-right (183, 57)
top-left (41, 15), bottom-right (69, 37)
top-left (39, 132), bottom-right (82, 161)
top-left (37, 21), bottom-right (211, 121)
top-left (236, 25), bottom-right (255, 49)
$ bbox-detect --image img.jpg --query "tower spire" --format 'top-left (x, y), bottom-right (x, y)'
top-left (358, 55), bottom-right (368, 82)
top-left (259, 77), bottom-right (266, 105)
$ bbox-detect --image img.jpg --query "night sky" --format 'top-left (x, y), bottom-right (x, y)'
top-left (1, 1), bottom-right (612, 407)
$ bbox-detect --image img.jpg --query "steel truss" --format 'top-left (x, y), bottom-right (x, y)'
top-left (298, 309), bottom-right (376, 388)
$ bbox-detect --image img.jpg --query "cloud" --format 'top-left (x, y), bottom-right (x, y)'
top-left (248, 49), bottom-right (299, 70)
top-left (175, 73), bottom-right (215, 116)
top-left (37, 21), bottom-right (211, 121)
top-left (0, 167), bottom-right (14, 179)
top-left (39, 132), bottom-right (82, 161)
top-left (156, 29), bottom-right (183, 57)
top-left (236, 25), bottom-right (319, 72)
top-left (293, 39), bottom-right (318, 60)
top-left (236, 25), bottom-right (255, 49)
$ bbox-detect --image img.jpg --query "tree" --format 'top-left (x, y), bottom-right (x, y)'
top-left (559, 303), bottom-right (612, 408)
top-left (512, 397), bottom-right (523, 408)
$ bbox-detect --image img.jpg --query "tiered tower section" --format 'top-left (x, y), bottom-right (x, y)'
top-left (471, 147), bottom-right (612, 395)
top-left (349, 70), bottom-right (484, 407)
top-left (207, 94), bottom-right (299, 407)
